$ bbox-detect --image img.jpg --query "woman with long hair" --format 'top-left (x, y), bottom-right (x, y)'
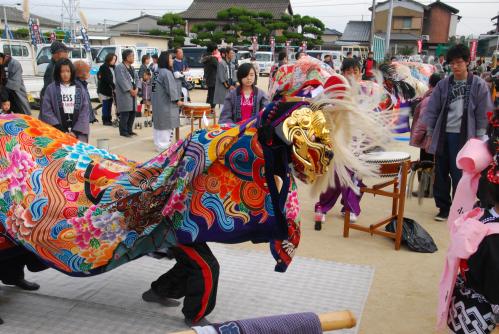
top-left (39, 58), bottom-right (90, 142)
top-left (97, 53), bottom-right (117, 126)
top-left (151, 51), bottom-right (183, 152)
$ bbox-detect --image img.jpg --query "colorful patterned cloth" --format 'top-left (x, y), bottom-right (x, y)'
top-left (0, 114), bottom-right (300, 276)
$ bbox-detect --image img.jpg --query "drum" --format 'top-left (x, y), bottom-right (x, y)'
top-left (182, 103), bottom-right (213, 118)
top-left (362, 151), bottom-right (411, 178)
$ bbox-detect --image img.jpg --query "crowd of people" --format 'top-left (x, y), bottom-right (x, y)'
top-left (0, 39), bottom-right (498, 333)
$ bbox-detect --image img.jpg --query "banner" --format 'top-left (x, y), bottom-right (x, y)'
top-left (270, 36), bottom-right (275, 56)
top-left (470, 39), bottom-right (477, 61)
top-left (417, 39), bottom-right (422, 53)
top-left (28, 18), bottom-right (42, 46)
top-left (80, 27), bottom-right (91, 52)
top-left (285, 40), bottom-right (291, 56)
top-left (251, 36), bottom-right (258, 55)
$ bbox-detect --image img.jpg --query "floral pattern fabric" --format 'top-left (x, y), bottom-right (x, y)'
top-left (0, 114), bottom-right (300, 276)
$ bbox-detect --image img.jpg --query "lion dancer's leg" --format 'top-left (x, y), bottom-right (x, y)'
top-left (143, 242), bottom-right (219, 324)
top-left (0, 247), bottom-right (47, 291)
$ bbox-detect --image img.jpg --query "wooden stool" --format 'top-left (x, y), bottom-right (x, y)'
top-left (343, 151), bottom-right (411, 250)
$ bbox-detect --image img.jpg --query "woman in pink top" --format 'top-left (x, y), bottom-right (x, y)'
top-left (219, 63), bottom-right (268, 124)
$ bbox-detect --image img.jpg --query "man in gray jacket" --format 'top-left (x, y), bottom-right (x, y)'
top-left (0, 53), bottom-right (31, 114)
top-left (423, 44), bottom-right (493, 221)
top-left (115, 49), bottom-right (139, 137)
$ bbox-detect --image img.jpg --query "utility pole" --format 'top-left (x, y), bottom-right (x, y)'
top-left (370, 0), bottom-right (376, 51)
top-left (61, 0), bottom-right (80, 43)
top-left (385, 0), bottom-right (394, 55)
top-left (3, 6), bottom-right (9, 39)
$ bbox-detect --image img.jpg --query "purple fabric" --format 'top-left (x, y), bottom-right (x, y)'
top-left (422, 74), bottom-right (492, 155)
top-left (315, 171), bottom-right (364, 216)
top-left (39, 81), bottom-right (90, 136)
top-left (197, 312), bottom-right (323, 334)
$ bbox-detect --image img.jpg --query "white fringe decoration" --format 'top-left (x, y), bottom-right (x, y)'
top-left (310, 72), bottom-right (393, 194)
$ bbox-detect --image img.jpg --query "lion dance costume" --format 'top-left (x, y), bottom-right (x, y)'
top-left (0, 57), bottom-right (388, 323)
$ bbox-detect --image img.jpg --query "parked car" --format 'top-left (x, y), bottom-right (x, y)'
top-left (94, 45), bottom-right (140, 69)
top-left (36, 44), bottom-right (91, 76)
top-left (255, 51), bottom-right (273, 76)
top-left (137, 47), bottom-right (160, 59)
top-left (236, 50), bottom-right (252, 65)
top-left (182, 47), bottom-right (207, 88)
top-left (0, 39), bottom-right (36, 76)
top-left (306, 50), bottom-right (341, 72)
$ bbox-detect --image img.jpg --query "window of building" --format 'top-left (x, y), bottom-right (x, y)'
top-left (402, 17), bottom-right (412, 29)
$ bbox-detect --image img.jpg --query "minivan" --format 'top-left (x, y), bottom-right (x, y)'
top-left (255, 51), bottom-right (273, 76)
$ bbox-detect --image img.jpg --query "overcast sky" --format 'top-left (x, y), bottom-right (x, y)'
top-left (19, 0), bottom-right (499, 37)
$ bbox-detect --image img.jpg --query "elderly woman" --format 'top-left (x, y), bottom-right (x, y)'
top-left (74, 60), bottom-right (97, 126)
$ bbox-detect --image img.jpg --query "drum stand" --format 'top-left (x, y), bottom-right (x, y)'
top-left (343, 160), bottom-right (410, 250)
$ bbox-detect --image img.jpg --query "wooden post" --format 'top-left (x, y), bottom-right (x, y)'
top-left (171, 310), bottom-right (356, 334)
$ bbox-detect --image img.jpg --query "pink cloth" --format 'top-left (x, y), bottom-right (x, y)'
top-left (240, 90), bottom-right (254, 121)
top-left (437, 208), bottom-right (499, 330)
top-left (447, 139), bottom-right (492, 226)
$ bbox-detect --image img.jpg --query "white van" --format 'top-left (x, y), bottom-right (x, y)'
top-left (255, 51), bottom-right (273, 76)
top-left (0, 39), bottom-right (37, 76)
top-left (94, 46), bottom-right (140, 72)
top-left (236, 50), bottom-right (252, 65)
top-left (306, 50), bottom-right (341, 72)
top-left (36, 44), bottom-right (91, 76)
top-left (137, 47), bottom-right (160, 60)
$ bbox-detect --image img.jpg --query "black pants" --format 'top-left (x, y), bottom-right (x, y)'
top-left (101, 98), bottom-right (113, 124)
top-left (151, 243), bottom-right (219, 321)
top-left (434, 133), bottom-right (463, 214)
top-left (0, 249), bottom-right (47, 283)
top-left (119, 111), bottom-right (136, 136)
top-left (206, 86), bottom-right (216, 108)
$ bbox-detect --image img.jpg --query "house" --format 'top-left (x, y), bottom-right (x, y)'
top-left (108, 14), bottom-right (169, 34)
top-left (352, 0), bottom-right (461, 55)
top-left (422, 1), bottom-right (460, 52)
top-left (339, 21), bottom-right (371, 46)
top-left (181, 0), bottom-right (293, 32)
top-left (323, 28), bottom-right (342, 43)
top-left (0, 5), bottom-right (59, 31)
top-left (372, 0), bottom-right (426, 54)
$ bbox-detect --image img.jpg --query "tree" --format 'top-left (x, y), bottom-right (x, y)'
top-left (13, 28), bottom-right (29, 39)
top-left (157, 13), bottom-right (186, 47)
top-left (399, 46), bottom-right (415, 56)
top-left (186, 7), bottom-right (325, 48)
top-left (191, 22), bottom-right (224, 46)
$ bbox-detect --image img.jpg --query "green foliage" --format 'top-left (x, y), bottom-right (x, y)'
top-left (13, 28), bottom-right (29, 39)
top-left (157, 13), bottom-right (185, 31)
top-left (399, 46), bottom-right (415, 56)
top-left (186, 7), bottom-right (325, 48)
top-left (157, 13), bottom-right (186, 47)
top-left (148, 29), bottom-right (168, 36)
